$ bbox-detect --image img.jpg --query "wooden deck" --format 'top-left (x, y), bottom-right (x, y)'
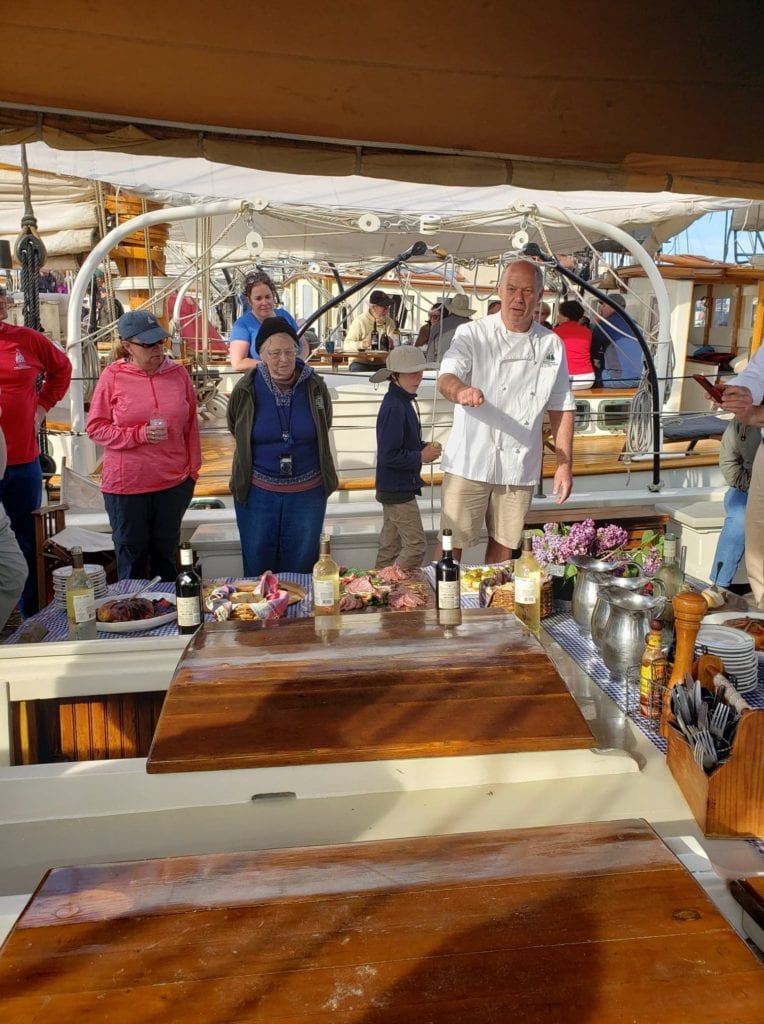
top-left (194, 427), bottom-right (721, 497)
top-left (47, 418), bottom-right (721, 499)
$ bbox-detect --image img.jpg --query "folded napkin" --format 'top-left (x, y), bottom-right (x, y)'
top-left (205, 571), bottom-right (289, 621)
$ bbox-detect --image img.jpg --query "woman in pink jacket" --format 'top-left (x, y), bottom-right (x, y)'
top-left (87, 310), bottom-right (201, 581)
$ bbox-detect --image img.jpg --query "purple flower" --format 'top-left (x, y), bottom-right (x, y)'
top-left (642, 547), bottom-right (662, 576)
top-left (595, 524), bottom-right (629, 556)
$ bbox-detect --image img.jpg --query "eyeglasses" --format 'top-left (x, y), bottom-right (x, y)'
top-left (263, 350), bottom-right (295, 360)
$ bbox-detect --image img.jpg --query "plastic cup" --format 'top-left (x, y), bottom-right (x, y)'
top-left (324, 341), bottom-right (335, 354)
top-left (149, 416), bottom-right (167, 440)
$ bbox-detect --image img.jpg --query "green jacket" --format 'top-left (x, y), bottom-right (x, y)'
top-left (226, 366), bottom-right (338, 504)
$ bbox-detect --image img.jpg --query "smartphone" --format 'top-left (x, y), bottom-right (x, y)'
top-left (692, 374), bottom-right (725, 404)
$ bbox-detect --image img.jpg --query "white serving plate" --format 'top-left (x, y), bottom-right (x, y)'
top-left (702, 611), bottom-right (764, 664)
top-left (95, 592), bottom-right (177, 633)
top-left (696, 624), bottom-right (755, 651)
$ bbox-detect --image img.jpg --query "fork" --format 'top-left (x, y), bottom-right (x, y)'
top-left (710, 703), bottom-right (729, 740)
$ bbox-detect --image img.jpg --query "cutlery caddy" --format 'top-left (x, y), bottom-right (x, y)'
top-left (666, 686), bottom-right (764, 839)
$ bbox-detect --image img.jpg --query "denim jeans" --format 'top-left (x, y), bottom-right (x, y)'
top-left (0, 458), bottom-right (42, 615)
top-left (711, 486), bottom-right (748, 587)
top-left (234, 483), bottom-right (327, 576)
top-left (104, 477), bottom-right (195, 581)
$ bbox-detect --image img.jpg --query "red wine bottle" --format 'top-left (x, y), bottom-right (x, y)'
top-left (176, 543), bottom-right (202, 634)
top-left (436, 529), bottom-right (461, 610)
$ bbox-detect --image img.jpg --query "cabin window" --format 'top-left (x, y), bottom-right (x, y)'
top-left (574, 400), bottom-right (591, 431)
top-left (751, 300), bottom-right (758, 328)
top-left (597, 400), bottom-right (632, 433)
top-left (712, 297), bottom-right (730, 327)
top-left (693, 299), bottom-right (706, 328)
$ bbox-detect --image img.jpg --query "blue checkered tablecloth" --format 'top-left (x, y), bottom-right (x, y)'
top-left (4, 575), bottom-right (313, 644)
top-left (422, 566), bottom-right (764, 754)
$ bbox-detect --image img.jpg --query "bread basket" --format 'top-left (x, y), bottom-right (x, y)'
top-left (480, 576), bottom-right (554, 618)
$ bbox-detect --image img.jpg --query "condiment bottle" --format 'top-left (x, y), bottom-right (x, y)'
top-left (65, 546), bottom-right (97, 640)
top-left (639, 618), bottom-right (667, 718)
top-left (514, 530), bottom-right (542, 634)
top-left (312, 533), bottom-right (340, 615)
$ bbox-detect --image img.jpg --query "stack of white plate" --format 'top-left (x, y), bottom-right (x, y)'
top-left (52, 564), bottom-right (108, 609)
top-left (695, 624), bottom-right (758, 693)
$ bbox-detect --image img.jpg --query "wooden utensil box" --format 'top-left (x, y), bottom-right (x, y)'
top-left (666, 706), bottom-right (764, 839)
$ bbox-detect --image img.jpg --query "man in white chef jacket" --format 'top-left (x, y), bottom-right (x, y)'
top-left (722, 345), bottom-right (764, 608)
top-left (437, 258), bottom-right (575, 563)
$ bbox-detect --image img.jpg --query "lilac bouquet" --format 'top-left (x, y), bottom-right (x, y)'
top-left (531, 520), bottom-right (662, 581)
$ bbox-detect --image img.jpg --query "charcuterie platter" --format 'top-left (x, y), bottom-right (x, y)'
top-left (95, 592), bottom-right (177, 633)
top-left (339, 565), bottom-right (433, 612)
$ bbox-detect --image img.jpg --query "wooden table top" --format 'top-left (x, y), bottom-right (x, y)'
top-left (146, 608), bottom-right (594, 774)
top-left (2, 819), bottom-right (762, 1022)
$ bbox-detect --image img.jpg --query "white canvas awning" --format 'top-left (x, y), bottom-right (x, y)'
top-left (0, 143), bottom-right (754, 267)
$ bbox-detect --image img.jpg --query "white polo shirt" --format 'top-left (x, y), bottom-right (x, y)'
top-left (440, 314), bottom-right (576, 486)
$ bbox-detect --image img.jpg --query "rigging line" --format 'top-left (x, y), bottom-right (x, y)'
top-left (548, 207), bottom-right (658, 323)
top-left (141, 198), bottom-right (156, 314)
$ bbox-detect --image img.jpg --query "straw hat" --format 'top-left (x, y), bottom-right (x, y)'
top-left (444, 294), bottom-right (476, 317)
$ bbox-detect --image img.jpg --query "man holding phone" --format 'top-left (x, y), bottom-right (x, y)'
top-left (722, 347), bottom-right (764, 609)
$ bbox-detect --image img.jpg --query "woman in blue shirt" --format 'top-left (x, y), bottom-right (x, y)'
top-left (227, 317), bottom-right (337, 575)
top-left (228, 270), bottom-right (307, 371)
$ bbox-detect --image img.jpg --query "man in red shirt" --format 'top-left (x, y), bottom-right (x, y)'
top-left (0, 413), bottom-right (26, 632)
top-left (0, 288), bottom-right (72, 614)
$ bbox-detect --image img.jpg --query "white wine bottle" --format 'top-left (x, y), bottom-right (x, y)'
top-left (66, 546), bottom-right (97, 640)
top-left (436, 528), bottom-right (461, 610)
top-left (655, 532), bottom-right (685, 625)
top-left (514, 530), bottom-right (541, 634)
top-left (312, 533), bottom-right (340, 615)
top-left (176, 543), bottom-right (202, 634)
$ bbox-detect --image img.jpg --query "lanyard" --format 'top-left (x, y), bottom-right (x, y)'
top-left (272, 390), bottom-right (294, 448)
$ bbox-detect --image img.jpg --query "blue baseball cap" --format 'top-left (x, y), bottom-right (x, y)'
top-left (118, 309), bottom-right (170, 345)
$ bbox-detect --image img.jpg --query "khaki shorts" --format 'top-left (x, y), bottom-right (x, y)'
top-left (441, 473), bottom-right (533, 550)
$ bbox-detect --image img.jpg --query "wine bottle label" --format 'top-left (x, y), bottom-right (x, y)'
top-left (71, 592), bottom-right (95, 623)
top-left (514, 578), bottom-right (538, 605)
top-left (176, 596), bottom-right (201, 626)
top-left (437, 580), bottom-right (460, 609)
top-left (313, 579), bottom-right (336, 607)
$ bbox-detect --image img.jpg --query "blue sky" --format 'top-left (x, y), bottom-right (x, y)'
top-left (663, 211), bottom-right (728, 260)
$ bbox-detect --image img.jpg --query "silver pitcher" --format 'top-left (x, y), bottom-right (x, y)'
top-left (599, 588), bottom-right (666, 679)
top-left (590, 574), bottom-right (665, 649)
top-left (569, 556), bottom-right (617, 633)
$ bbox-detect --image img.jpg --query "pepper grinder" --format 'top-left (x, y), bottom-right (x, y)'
top-left (660, 589), bottom-right (707, 736)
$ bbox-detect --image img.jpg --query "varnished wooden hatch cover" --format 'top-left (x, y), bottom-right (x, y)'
top-left (147, 608), bottom-right (594, 773)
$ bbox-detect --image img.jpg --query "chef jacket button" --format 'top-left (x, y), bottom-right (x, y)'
top-left (514, 447), bottom-right (520, 454)
top-left (530, 391), bottom-right (536, 396)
